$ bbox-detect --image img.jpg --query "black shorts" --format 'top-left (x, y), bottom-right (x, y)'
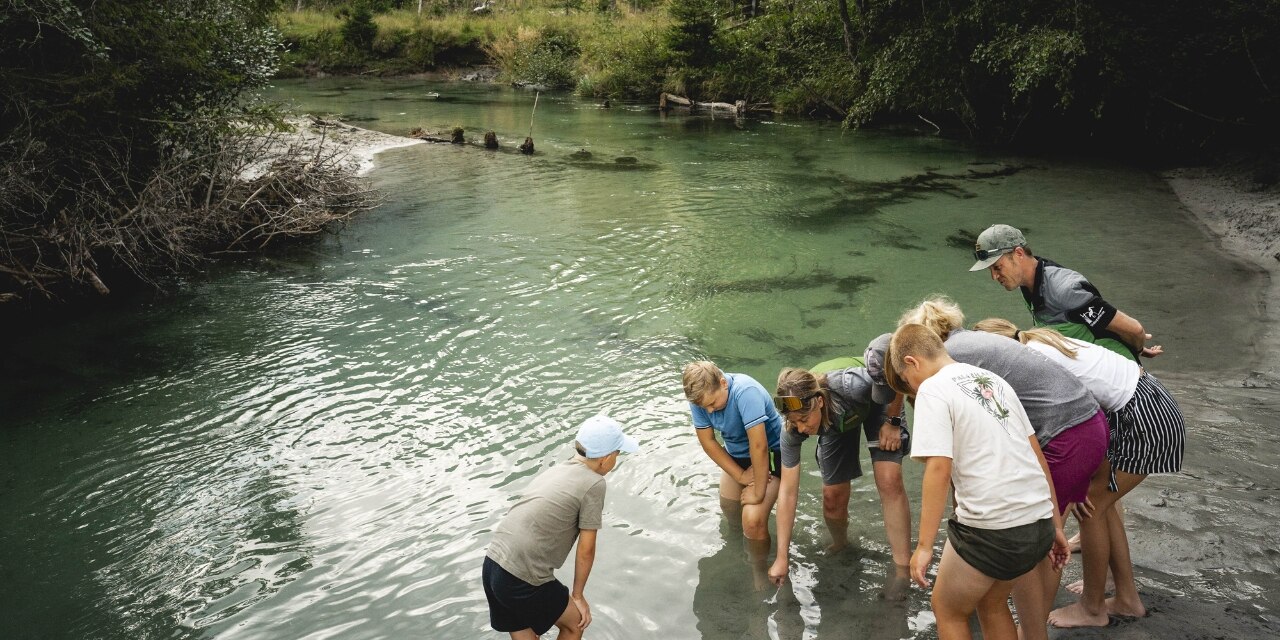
top-left (482, 556), bottom-right (568, 635)
top-left (946, 518), bottom-right (1053, 581)
top-left (731, 449), bottom-right (782, 478)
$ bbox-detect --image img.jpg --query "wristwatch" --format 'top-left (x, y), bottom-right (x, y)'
top-left (887, 415), bottom-right (903, 427)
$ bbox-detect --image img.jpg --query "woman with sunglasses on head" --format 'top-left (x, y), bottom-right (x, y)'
top-left (767, 359), bottom-right (913, 590)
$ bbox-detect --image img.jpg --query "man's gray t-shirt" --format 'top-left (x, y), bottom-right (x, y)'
top-left (945, 328), bottom-right (1099, 445)
top-left (486, 459), bottom-right (606, 585)
top-left (1023, 258), bottom-right (1117, 329)
top-left (780, 367), bottom-right (876, 468)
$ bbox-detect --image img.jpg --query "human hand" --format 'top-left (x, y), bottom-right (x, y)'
top-left (909, 547), bottom-right (933, 588)
top-left (740, 482), bottom-right (763, 506)
top-left (1049, 527), bottom-right (1071, 571)
top-left (1070, 496), bottom-right (1096, 520)
top-left (1141, 345), bottom-right (1163, 358)
top-left (572, 595), bottom-right (591, 630)
top-left (768, 556), bottom-right (789, 586)
top-left (879, 423), bottom-right (901, 451)
top-left (737, 466), bottom-right (753, 485)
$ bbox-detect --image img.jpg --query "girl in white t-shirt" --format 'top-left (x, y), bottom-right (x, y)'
top-left (972, 318), bottom-right (1185, 628)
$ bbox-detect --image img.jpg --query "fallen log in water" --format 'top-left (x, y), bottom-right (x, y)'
top-left (659, 93), bottom-right (769, 115)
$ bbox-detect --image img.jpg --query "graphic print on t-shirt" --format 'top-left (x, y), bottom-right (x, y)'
top-left (952, 371), bottom-right (1015, 436)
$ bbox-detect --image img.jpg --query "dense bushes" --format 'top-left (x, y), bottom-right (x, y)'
top-left (0, 0), bottom-right (378, 301)
top-left (277, 1), bottom-right (1278, 151)
top-left (576, 21), bottom-right (671, 99)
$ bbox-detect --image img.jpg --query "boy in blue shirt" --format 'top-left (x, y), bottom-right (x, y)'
top-left (682, 360), bottom-right (784, 588)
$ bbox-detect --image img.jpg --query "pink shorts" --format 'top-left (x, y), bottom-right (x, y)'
top-left (1040, 410), bottom-right (1109, 512)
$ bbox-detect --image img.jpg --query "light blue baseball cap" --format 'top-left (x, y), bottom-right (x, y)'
top-left (576, 414), bottom-right (639, 458)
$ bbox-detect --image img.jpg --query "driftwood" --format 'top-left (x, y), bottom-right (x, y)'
top-left (659, 93), bottom-right (769, 115)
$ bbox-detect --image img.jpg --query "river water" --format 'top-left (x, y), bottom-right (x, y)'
top-left (3, 79), bottom-right (1278, 639)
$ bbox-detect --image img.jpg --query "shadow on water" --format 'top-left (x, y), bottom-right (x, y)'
top-left (685, 271), bottom-right (876, 299)
top-left (0, 286), bottom-right (205, 421)
top-left (784, 164), bottom-right (1038, 227)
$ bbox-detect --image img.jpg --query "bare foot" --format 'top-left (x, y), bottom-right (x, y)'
top-left (879, 566), bottom-right (910, 602)
top-left (1068, 532), bottom-right (1082, 554)
top-left (1066, 576), bottom-right (1116, 595)
top-left (824, 539), bottom-right (848, 555)
top-left (1048, 601), bottom-right (1111, 628)
top-left (1106, 596), bottom-right (1147, 618)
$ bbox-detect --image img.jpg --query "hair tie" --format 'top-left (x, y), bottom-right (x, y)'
top-left (1013, 329), bottom-right (1021, 341)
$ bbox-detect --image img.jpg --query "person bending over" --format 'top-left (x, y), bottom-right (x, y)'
top-left (482, 415), bottom-right (639, 639)
top-left (886, 324), bottom-right (1068, 640)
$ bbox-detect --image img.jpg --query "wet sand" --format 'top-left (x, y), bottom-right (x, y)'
top-left (1046, 170), bottom-right (1280, 639)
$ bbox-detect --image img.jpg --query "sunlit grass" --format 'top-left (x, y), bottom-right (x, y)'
top-left (275, 7), bottom-right (668, 46)
top-left (274, 6), bottom-right (671, 96)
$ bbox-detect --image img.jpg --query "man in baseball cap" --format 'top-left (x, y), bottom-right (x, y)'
top-left (968, 223), bottom-right (1162, 361)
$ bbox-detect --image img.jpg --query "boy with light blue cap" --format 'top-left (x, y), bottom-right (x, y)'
top-left (482, 414), bottom-right (638, 639)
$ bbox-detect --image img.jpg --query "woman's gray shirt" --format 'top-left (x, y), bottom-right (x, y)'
top-left (945, 328), bottom-right (1099, 444)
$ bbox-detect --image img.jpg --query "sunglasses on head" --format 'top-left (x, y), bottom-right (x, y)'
top-left (973, 246), bottom-right (1017, 261)
top-left (774, 393), bottom-right (819, 413)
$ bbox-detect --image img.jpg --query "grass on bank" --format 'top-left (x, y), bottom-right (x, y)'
top-left (274, 7), bottom-right (673, 100)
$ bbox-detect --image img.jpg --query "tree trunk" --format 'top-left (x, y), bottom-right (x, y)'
top-left (835, 0), bottom-right (858, 63)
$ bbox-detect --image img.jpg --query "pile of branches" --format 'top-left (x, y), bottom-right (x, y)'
top-left (0, 121), bottom-right (381, 301)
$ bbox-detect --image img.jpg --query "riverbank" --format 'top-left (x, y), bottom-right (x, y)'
top-left (1166, 166), bottom-right (1280, 381)
top-left (1039, 169), bottom-right (1280, 639)
top-left (267, 117), bottom-right (425, 178)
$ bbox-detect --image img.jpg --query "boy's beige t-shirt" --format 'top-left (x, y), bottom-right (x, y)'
top-left (911, 362), bottom-right (1054, 530)
top-left (486, 459), bottom-right (606, 585)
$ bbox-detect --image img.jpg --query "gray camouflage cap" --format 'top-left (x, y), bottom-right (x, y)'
top-left (968, 224), bottom-right (1027, 271)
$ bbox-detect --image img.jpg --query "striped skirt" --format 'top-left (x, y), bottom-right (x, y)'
top-left (1104, 371), bottom-right (1186, 490)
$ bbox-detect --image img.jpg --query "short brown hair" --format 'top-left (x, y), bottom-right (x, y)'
top-left (887, 324), bottom-right (946, 394)
top-left (682, 360), bottom-right (724, 403)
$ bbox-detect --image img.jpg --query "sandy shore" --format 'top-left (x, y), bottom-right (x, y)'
top-left (241, 117), bottom-right (424, 181)
top-left (298, 117), bottom-right (425, 176)
top-left (1166, 167), bottom-right (1280, 381)
top-left (1042, 170), bottom-right (1280, 639)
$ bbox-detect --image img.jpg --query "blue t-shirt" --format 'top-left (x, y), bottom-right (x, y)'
top-left (688, 373), bottom-right (783, 457)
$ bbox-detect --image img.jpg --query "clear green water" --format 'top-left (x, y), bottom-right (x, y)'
top-left (0, 78), bottom-right (1267, 639)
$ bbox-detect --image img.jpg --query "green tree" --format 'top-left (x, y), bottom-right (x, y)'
top-left (341, 2), bottom-right (379, 52)
top-left (0, 0), bottom-right (376, 301)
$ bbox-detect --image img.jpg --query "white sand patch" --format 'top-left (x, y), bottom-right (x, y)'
top-left (241, 117), bottom-right (424, 181)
